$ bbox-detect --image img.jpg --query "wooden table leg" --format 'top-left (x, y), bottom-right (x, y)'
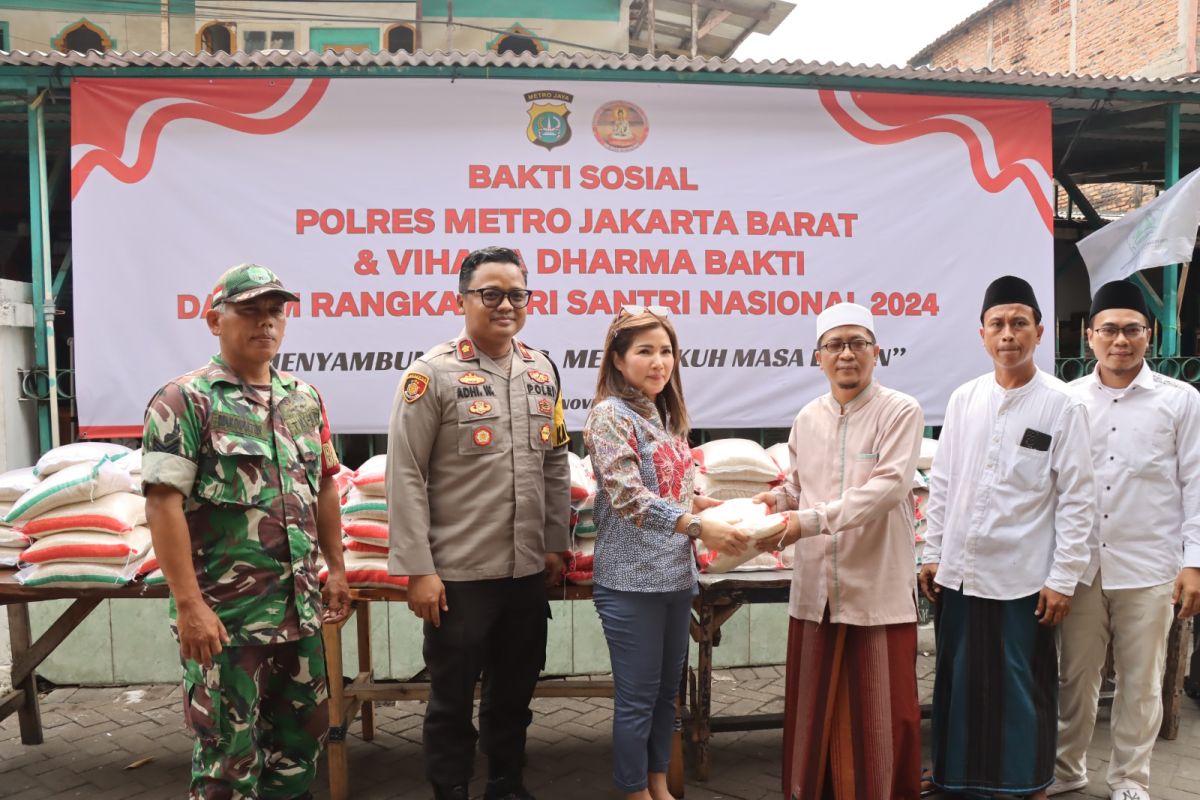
top-left (1159, 616), bottom-right (1192, 740)
top-left (7, 603), bottom-right (42, 745)
top-left (668, 655), bottom-right (687, 799)
top-left (356, 601), bottom-right (374, 741)
top-left (692, 601), bottom-right (714, 782)
top-left (324, 603), bottom-right (353, 800)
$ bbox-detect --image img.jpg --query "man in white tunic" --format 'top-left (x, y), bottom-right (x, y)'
top-left (1049, 279), bottom-right (1200, 800)
top-left (921, 275), bottom-right (1096, 799)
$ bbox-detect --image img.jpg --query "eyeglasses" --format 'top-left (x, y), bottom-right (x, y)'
top-left (819, 338), bottom-right (876, 355)
top-left (619, 305), bottom-right (670, 318)
top-left (463, 288), bottom-right (532, 308)
top-left (1093, 324), bottom-right (1149, 340)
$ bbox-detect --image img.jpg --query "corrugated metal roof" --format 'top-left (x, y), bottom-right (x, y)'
top-left (909, 0), bottom-right (1011, 67)
top-left (0, 48), bottom-right (1198, 96)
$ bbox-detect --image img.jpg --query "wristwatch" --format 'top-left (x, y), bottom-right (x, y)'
top-left (685, 515), bottom-right (703, 540)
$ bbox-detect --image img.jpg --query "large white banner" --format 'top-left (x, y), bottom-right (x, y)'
top-left (71, 77), bottom-right (1054, 434)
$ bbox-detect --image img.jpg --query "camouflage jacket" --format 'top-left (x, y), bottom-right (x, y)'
top-left (141, 355), bottom-right (339, 646)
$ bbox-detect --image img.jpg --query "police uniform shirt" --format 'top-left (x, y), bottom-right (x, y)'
top-left (386, 336), bottom-right (572, 581)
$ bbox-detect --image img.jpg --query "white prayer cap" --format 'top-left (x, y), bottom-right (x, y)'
top-left (815, 302), bottom-right (875, 341)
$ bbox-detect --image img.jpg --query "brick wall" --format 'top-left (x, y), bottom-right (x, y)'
top-left (917, 0), bottom-right (1197, 77)
top-left (1056, 181), bottom-right (1156, 218)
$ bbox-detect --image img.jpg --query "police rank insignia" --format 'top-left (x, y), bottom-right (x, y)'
top-left (540, 423), bottom-right (552, 443)
top-left (456, 339), bottom-right (477, 360)
top-left (468, 400), bottom-right (493, 416)
top-left (473, 427), bottom-right (493, 447)
top-left (458, 372), bottom-right (487, 385)
top-left (403, 372), bottom-right (430, 403)
top-left (537, 397), bottom-right (553, 415)
top-left (527, 370), bottom-right (551, 384)
top-left (524, 90), bottom-right (574, 151)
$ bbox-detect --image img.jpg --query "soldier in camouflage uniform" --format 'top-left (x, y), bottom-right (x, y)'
top-left (142, 264), bottom-right (350, 800)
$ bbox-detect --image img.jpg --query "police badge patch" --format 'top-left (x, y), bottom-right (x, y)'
top-left (403, 372), bottom-right (430, 403)
top-left (524, 90), bottom-right (574, 151)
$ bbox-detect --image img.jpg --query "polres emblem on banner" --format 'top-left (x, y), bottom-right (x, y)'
top-left (524, 90), bottom-right (574, 150)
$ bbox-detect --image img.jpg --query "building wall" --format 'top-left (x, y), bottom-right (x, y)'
top-left (916, 0), bottom-right (1198, 77)
top-left (0, 1), bottom-right (630, 54)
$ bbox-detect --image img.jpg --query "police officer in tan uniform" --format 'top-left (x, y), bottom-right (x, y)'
top-left (386, 246), bottom-right (571, 800)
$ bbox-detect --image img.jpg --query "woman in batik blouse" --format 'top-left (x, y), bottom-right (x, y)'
top-left (583, 307), bottom-right (748, 800)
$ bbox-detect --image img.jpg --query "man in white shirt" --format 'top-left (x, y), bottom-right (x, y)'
top-left (921, 275), bottom-right (1096, 800)
top-left (1049, 279), bottom-right (1200, 800)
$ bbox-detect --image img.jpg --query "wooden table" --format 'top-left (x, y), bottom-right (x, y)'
top-left (0, 570), bottom-right (168, 745)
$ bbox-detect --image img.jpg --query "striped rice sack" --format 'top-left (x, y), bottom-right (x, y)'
top-left (349, 454), bottom-right (387, 497)
top-left (0, 546), bottom-right (25, 567)
top-left (342, 488), bottom-right (387, 521)
top-left (17, 492), bottom-right (146, 538)
top-left (35, 442), bottom-right (133, 478)
top-left (343, 519), bottom-right (388, 545)
top-left (0, 529), bottom-right (29, 548)
top-left (21, 527), bottom-right (152, 565)
top-left (4, 458), bottom-right (137, 525)
top-left (320, 553), bottom-right (407, 589)
top-left (15, 561), bottom-right (135, 588)
top-left (142, 568), bottom-right (167, 586)
top-left (345, 537), bottom-right (388, 556)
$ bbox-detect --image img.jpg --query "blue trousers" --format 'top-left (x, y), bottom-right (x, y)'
top-left (593, 583), bottom-right (694, 793)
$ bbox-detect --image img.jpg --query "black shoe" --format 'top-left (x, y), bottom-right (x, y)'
top-left (432, 784), bottom-right (470, 800)
top-left (483, 776), bottom-right (536, 800)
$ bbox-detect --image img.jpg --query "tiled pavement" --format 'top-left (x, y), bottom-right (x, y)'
top-left (2, 654), bottom-right (1199, 799)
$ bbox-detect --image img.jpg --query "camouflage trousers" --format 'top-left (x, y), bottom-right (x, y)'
top-left (182, 635), bottom-right (328, 800)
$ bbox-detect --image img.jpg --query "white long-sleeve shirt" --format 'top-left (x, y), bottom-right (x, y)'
top-left (924, 369), bottom-right (1096, 600)
top-left (1068, 362), bottom-right (1200, 590)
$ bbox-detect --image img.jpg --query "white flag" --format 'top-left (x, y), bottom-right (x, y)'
top-left (1077, 166), bottom-right (1200, 293)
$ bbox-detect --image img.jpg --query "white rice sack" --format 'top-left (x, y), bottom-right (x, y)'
top-left (17, 492), bottom-right (146, 538)
top-left (780, 543), bottom-right (795, 569)
top-left (342, 487), bottom-right (387, 521)
top-left (697, 498), bottom-right (789, 573)
top-left (350, 454), bottom-right (388, 497)
top-left (0, 502), bottom-right (11, 527)
top-left (4, 458), bottom-right (137, 525)
top-left (0, 468), bottom-right (38, 502)
top-left (15, 561), bottom-right (136, 588)
top-left (693, 439), bottom-right (782, 483)
top-left (766, 442), bottom-right (790, 474)
top-left (694, 473), bottom-right (775, 501)
top-left (34, 442), bottom-right (133, 478)
top-left (0, 548), bottom-right (24, 567)
top-left (142, 568), bottom-right (167, 587)
top-left (918, 438), bottom-right (938, 471)
top-left (568, 452), bottom-right (596, 506)
top-left (0, 528), bottom-right (29, 548)
top-left (115, 448), bottom-right (142, 475)
top-left (21, 527), bottom-right (153, 565)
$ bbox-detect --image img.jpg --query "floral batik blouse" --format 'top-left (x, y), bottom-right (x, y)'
top-left (582, 394), bottom-right (697, 592)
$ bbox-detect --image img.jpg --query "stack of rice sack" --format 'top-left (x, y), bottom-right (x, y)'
top-left (691, 439), bottom-right (783, 500)
top-left (564, 453), bottom-right (597, 585)
top-left (6, 443), bottom-right (148, 588)
top-left (322, 454), bottom-right (407, 589)
top-left (693, 498), bottom-right (790, 573)
top-left (0, 467), bottom-right (39, 567)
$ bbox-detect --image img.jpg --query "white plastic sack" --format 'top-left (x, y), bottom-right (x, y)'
top-left (4, 458), bottom-right (137, 525)
top-left (918, 438), bottom-right (938, 471)
top-left (0, 468), bottom-right (38, 502)
top-left (697, 498), bottom-right (789, 573)
top-left (350, 454), bottom-right (388, 496)
top-left (694, 472), bottom-right (775, 501)
top-left (693, 439), bottom-right (782, 483)
top-left (766, 442), bottom-right (790, 474)
top-left (34, 442), bottom-right (133, 478)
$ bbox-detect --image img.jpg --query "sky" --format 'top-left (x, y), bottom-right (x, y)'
top-left (733, 0), bottom-right (992, 67)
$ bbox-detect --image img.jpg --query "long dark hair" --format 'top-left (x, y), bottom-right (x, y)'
top-left (593, 311), bottom-right (690, 438)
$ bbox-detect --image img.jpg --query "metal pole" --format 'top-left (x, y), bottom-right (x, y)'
top-left (26, 89), bottom-right (52, 452)
top-left (1164, 103), bottom-right (1181, 357)
top-left (648, 0), bottom-right (657, 56)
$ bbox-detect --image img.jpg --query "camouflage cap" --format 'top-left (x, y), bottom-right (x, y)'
top-left (211, 264), bottom-right (300, 305)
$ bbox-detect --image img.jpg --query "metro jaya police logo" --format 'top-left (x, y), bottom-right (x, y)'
top-left (527, 370), bottom-right (551, 384)
top-left (403, 372), bottom-right (430, 403)
top-left (468, 400), bottom-right (493, 416)
top-left (524, 90), bottom-right (573, 151)
top-left (540, 423), bottom-right (551, 443)
top-left (473, 427), bottom-right (493, 447)
top-left (458, 372), bottom-right (487, 385)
